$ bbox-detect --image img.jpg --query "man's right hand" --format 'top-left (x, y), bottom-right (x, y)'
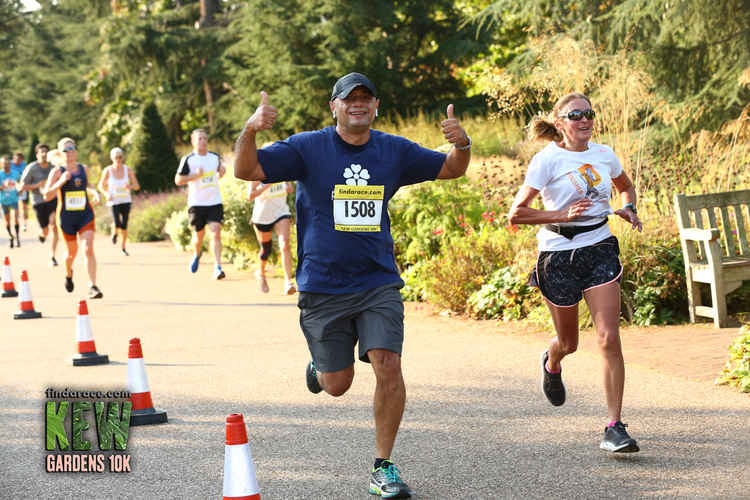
top-left (244, 91), bottom-right (277, 132)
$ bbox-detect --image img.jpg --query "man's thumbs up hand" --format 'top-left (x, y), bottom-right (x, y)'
top-left (245, 91), bottom-right (278, 133)
top-left (441, 104), bottom-right (470, 150)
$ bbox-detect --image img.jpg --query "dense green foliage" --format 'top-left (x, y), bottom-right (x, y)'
top-left (129, 103), bottom-right (179, 193)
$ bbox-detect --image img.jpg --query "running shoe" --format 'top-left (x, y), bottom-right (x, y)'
top-left (112, 232), bottom-right (117, 244)
top-left (50, 256), bottom-right (58, 267)
top-left (39, 235), bottom-right (46, 243)
top-left (213, 266), bottom-right (226, 280)
top-left (9, 236), bottom-right (13, 249)
top-left (65, 276), bottom-right (74, 293)
top-left (255, 271), bottom-right (269, 293)
top-left (88, 285), bottom-right (103, 299)
top-left (600, 422), bottom-right (639, 453)
top-left (121, 248), bottom-right (129, 256)
top-left (541, 350), bottom-right (566, 406)
top-left (189, 252), bottom-right (201, 273)
top-left (305, 360), bottom-right (322, 394)
top-left (369, 460), bottom-right (412, 498)
top-left (284, 281), bottom-right (297, 295)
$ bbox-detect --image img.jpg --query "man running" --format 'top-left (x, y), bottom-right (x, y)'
top-left (10, 152), bottom-right (29, 231)
top-left (175, 128), bottom-right (227, 280)
top-left (18, 144), bottom-right (59, 266)
top-left (233, 73), bottom-right (471, 499)
top-left (0, 156), bottom-right (22, 248)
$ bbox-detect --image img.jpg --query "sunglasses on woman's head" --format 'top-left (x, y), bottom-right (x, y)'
top-left (559, 109), bottom-right (595, 121)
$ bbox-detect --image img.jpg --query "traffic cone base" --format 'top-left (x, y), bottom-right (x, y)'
top-left (130, 407), bottom-right (168, 426)
top-left (72, 352), bottom-right (109, 366)
top-left (2, 289), bottom-right (18, 298)
top-left (14, 310), bottom-right (41, 319)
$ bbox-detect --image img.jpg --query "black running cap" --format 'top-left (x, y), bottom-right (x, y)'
top-left (330, 73), bottom-right (377, 101)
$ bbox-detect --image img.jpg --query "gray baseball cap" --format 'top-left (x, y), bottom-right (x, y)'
top-left (330, 72), bottom-right (377, 101)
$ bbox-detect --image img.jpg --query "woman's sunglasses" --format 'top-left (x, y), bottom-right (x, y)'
top-left (63, 146), bottom-right (76, 152)
top-left (559, 109), bottom-right (596, 121)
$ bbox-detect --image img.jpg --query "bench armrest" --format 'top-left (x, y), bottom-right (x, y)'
top-left (680, 228), bottom-right (720, 242)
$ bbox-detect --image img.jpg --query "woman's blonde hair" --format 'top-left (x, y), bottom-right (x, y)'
top-left (110, 147), bottom-right (124, 161)
top-left (528, 92), bottom-right (591, 143)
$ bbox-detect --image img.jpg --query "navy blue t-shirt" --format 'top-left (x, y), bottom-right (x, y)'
top-left (258, 126), bottom-right (446, 294)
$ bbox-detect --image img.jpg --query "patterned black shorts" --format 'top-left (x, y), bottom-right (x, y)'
top-left (529, 236), bottom-right (622, 307)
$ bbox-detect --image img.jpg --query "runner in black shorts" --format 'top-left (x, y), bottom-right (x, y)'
top-left (43, 137), bottom-right (103, 299)
top-left (18, 144), bottom-right (59, 266)
top-left (175, 129), bottom-right (227, 280)
top-left (248, 180), bottom-right (296, 294)
top-left (509, 92), bottom-right (643, 453)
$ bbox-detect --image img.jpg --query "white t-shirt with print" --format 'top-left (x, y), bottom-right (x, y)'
top-left (523, 141), bottom-right (623, 251)
top-left (177, 151), bottom-right (222, 207)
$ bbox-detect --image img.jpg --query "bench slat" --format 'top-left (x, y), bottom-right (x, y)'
top-left (693, 208), bottom-right (707, 261)
top-left (680, 189), bottom-right (750, 210)
top-left (733, 204), bottom-right (750, 256)
top-left (719, 206), bottom-right (736, 256)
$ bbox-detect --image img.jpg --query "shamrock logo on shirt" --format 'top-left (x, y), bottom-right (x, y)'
top-left (343, 164), bottom-right (370, 186)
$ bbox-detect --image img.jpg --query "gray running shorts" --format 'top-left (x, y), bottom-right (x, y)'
top-left (298, 283), bottom-right (404, 373)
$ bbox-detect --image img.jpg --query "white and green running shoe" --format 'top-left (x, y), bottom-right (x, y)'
top-left (369, 460), bottom-right (412, 498)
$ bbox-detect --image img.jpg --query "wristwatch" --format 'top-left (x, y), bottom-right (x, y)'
top-left (456, 135), bottom-right (472, 151)
top-left (624, 202), bottom-right (637, 215)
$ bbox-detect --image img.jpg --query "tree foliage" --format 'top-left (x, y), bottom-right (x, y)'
top-left (129, 102), bottom-right (179, 193)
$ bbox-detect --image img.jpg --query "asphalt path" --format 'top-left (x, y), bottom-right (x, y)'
top-left (0, 232), bottom-right (748, 499)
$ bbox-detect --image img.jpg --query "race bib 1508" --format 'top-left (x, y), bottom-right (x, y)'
top-left (65, 190), bottom-right (86, 211)
top-left (199, 171), bottom-right (217, 189)
top-left (332, 185), bottom-right (384, 232)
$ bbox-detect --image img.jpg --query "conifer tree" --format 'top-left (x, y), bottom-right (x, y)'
top-left (129, 102), bottom-right (178, 193)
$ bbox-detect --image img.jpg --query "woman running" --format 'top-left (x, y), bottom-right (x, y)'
top-left (43, 137), bottom-right (103, 299)
top-left (509, 92), bottom-right (643, 453)
top-left (98, 147), bottom-right (140, 256)
top-left (248, 180), bottom-right (296, 294)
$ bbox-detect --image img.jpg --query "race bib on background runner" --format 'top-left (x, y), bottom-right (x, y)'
top-left (113, 186), bottom-right (129, 201)
top-left (65, 190), bottom-right (86, 211)
top-left (332, 185), bottom-right (384, 232)
top-left (199, 171), bottom-right (217, 189)
top-left (263, 182), bottom-right (287, 199)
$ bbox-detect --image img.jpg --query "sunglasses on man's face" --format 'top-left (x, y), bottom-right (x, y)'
top-left (63, 146), bottom-right (76, 152)
top-left (559, 109), bottom-right (596, 121)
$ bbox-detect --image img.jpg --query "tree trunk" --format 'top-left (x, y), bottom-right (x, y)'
top-left (199, 0), bottom-right (219, 134)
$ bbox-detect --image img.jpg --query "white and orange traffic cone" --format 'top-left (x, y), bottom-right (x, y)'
top-left (13, 270), bottom-right (41, 319)
top-left (72, 300), bottom-right (109, 366)
top-left (1, 256), bottom-right (18, 298)
top-left (223, 414), bottom-right (261, 500)
top-left (127, 337), bottom-right (167, 426)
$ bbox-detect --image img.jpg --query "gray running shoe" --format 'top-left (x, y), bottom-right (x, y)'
top-left (600, 422), bottom-right (639, 453)
top-left (541, 350), bottom-right (566, 406)
top-left (305, 360), bottom-right (322, 394)
top-left (369, 460), bottom-right (412, 498)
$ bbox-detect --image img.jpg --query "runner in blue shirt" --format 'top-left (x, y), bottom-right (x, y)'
top-left (0, 156), bottom-right (22, 248)
top-left (10, 152), bottom-right (29, 232)
top-left (234, 72), bottom-right (472, 499)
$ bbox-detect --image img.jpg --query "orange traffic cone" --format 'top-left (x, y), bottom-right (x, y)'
top-left (2, 256), bottom-right (18, 298)
top-left (127, 338), bottom-right (167, 426)
top-left (72, 300), bottom-right (109, 366)
top-left (223, 414), bottom-right (261, 500)
top-left (14, 270), bottom-right (41, 319)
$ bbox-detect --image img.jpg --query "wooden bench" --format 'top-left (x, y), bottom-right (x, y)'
top-left (674, 189), bottom-right (750, 328)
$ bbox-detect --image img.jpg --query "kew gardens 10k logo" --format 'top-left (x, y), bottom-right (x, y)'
top-left (45, 388), bottom-right (133, 473)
